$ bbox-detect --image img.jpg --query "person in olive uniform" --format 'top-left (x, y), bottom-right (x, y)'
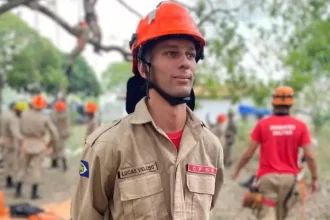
top-left (71, 2), bottom-right (224, 219)
top-left (210, 114), bottom-right (226, 146)
top-left (84, 102), bottom-right (99, 140)
top-left (224, 109), bottom-right (237, 167)
top-left (0, 102), bottom-right (15, 169)
top-left (50, 100), bottom-right (71, 171)
top-left (1, 102), bottom-right (27, 188)
top-left (15, 95), bottom-right (59, 199)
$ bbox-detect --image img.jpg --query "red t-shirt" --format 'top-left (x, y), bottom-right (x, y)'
top-left (167, 130), bottom-right (184, 150)
top-left (251, 115), bottom-right (311, 178)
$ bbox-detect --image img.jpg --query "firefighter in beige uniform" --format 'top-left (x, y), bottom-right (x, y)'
top-left (15, 95), bottom-right (59, 199)
top-left (71, 2), bottom-right (224, 219)
top-left (50, 100), bottom-right (71, 171)
top-left (84, 102), bottom-right (99, 140)
top-left (0, 103), bottom-right (14, 170)
top-left (1, 102), bottom-right (26, 188)
top-left (224, 110), bottom-right (237, 167)
top-left (210, 114), bottom-right (226, 146)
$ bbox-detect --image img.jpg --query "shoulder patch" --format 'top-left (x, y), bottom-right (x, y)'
top-left (85, 119), bottom-right (122, 146)
top-left (79, 160), bottom-right (89, 178)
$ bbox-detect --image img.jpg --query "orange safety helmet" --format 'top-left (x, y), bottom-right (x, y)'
top-left (217, 114), bottom-right (226, 124)
top-left (55, 100), bottom-right (66, 112)
top-left (85, 102), bottom-right (98, 113)
top-left (32, 95), bottom-right (48, 109)
top-left (272, 86), bottom-right (294, 106)
top-left (129, 1), bottom-right (206, 74)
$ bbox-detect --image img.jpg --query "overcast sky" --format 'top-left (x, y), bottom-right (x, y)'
top-left (3, 0), bottom-right (284, 82)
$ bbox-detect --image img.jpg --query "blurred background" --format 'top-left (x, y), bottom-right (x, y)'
top-left (0, 0), bottom-right (330, 219)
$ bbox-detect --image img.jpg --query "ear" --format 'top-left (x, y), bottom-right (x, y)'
top-left (137, 60), bottom-right (147, 79)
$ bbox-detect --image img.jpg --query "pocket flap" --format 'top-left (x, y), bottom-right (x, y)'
top-left (187, 174), bottom-right (215, 195)
top-left (119, 174), bottom-right (163, 201)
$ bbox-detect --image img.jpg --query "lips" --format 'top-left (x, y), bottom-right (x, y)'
top-left (173, 75), bottom-right (191, 79)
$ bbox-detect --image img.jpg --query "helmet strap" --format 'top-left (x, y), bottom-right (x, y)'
top-left (141, 59), bottom-right (192, 106)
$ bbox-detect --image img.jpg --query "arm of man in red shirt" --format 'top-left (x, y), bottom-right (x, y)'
top-left (300, 123), bottom-right (318, 193)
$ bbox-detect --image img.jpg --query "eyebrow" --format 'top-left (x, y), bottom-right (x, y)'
top-left (159, 44), bottom-right (196, 51)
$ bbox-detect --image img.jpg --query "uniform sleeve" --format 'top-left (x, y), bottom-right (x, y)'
top-left (211, 142), bottom-right (224, 209)
top-left (50, 113), bottom-right (56, 124)
top-left (250, 122), bottom-right (261, 143)
top-left (9, 117), bottom-right (23, 141)
top-left (299, 122), bottom-right (311, 147)
top-left (46, 118), bottom-right (59, 141)
top-left (71, 141), bottom-right (114, 220)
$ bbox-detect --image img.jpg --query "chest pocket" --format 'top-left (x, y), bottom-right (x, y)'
top-left (119, 173), bottom-right (169, 220)
top-left (185, 174), bottom-right (215, 220)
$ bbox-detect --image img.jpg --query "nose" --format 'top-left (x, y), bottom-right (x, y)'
top-left (178, 54), bottom-right (190, 70)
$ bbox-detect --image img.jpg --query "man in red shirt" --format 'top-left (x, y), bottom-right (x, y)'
top-left (232, 86), bottom-right (318, 220)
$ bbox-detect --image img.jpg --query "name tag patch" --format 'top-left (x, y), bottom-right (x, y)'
top-left (118, 162), bottom-right (158, 179)
top-left (188, 164), bottom-right (217, 175)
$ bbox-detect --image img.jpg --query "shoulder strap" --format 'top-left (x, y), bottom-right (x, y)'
top-left (85, 119), bottom-right (122, 146)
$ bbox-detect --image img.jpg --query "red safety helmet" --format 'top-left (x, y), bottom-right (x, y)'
top-left (85, 102), bottom-right (98, 113)
top-left (129, 1), bottom-right (206, 74)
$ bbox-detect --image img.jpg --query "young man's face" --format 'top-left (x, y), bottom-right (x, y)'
top-left (139, 38), bottom-right (197, 97)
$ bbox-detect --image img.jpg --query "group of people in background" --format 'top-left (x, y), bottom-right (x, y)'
top-left (207, 109), bottom-right (237, 168)
top-left (0, 95), bottom-right (99, 200)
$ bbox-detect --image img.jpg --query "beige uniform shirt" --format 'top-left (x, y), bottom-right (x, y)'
top-left (20, 109), bottom-right (59, 154)
top-left (51, 110), bottom-right (71, 138)
top-left (1, 111), bottom-right (23, 149)
top-left (71, 98), bottom-right (224, 220)
top-left (210, 124), bottom-right (225, 146)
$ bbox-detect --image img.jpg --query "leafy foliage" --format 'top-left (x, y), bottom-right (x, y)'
top-left (0, 12), bottom-right (100, 96)
top-left (101, 61), bottom-right (132, 93)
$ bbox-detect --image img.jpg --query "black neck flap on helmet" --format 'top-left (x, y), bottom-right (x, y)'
top-left (126, 34), bottom-right (203, 114)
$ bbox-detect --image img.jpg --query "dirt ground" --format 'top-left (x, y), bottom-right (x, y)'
top-left (1, 125), bottom-right (330, 220)
top-left (0, 155), bottom-right (80, 206)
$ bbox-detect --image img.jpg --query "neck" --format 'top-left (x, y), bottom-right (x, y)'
top-left (147, 89), bottom-right (187, 133)
top-left (273, 107), bottom-right (290, 115)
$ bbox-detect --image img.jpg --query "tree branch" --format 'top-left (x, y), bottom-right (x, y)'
top-left (197, 0), bottom-right (251, 27)
top-left (0, 0), bottom-right (33, 14)
top-left (25, 2), bottom-right (132, 61)
top-left (117, 0), bottom-right (142, 19)
top-left (205, 0), bottom-right (215, 10)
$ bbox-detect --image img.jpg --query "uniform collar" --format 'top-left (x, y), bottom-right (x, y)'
top-left (130, 97), bottom-right (203, 130)
top-left (130, 98), bottom-right (153, 124)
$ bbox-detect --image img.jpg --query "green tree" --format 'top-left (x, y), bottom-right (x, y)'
top-left (244, 77), bottom-right (281, 107)
top-left (101, 61), bottom-right (132, 93)
top-left (0, 13), bottom-right (38, 81)
top-left (269, 1), bottom-right (330, 130)
top-left (63, 54), bottom-right (101, 96)
top-left (8, 36), bottom-right (68, 93)
top-left (191, 0), bottom-right (249, 102)
top-left (1, 13), bottom-right (68, 94)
